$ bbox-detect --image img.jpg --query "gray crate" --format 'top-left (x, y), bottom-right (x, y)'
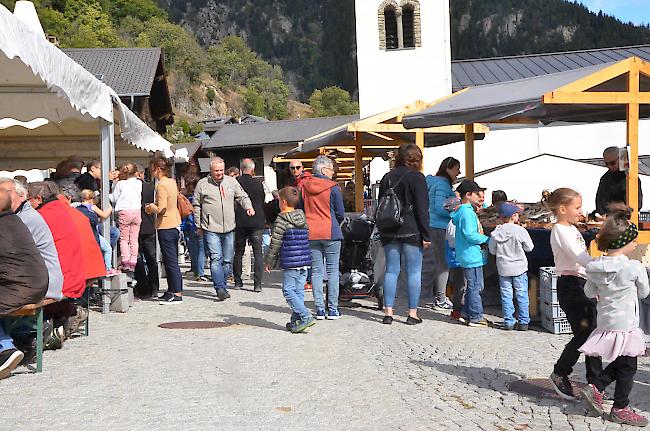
top-left (541, 314), bottom-right (572, 334)
top-left (540, 267), bottom-right (559, 304)
top-left (540, 300), bottom-right (566, 319)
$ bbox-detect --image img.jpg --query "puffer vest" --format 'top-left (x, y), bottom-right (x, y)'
top-left (279, 228), bottom-right (311, 269)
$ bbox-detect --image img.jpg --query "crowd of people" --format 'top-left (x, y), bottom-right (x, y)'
top-left (0, 144), bottom-right (648, 426)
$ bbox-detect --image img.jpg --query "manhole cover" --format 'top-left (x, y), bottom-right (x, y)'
top-left (508, 378), bottom-right (587, 399)
top-left (158, 321), bottom-right (232, 329)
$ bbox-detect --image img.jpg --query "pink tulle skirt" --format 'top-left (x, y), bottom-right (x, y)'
top-left (579, 328), bottom-right (646, 362)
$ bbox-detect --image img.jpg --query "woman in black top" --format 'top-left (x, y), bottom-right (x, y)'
top-left (378, 143), bottom-right (430, 325)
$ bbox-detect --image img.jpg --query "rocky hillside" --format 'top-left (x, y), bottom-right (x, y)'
top-left (159, 0), bottom-right (650, 97)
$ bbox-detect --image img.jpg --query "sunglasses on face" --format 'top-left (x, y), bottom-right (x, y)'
top-left (290, 166), bottom-right (302, 171)
top-left (605, 160), bottom-right (618, 167)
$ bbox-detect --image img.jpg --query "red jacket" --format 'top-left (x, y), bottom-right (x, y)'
top-left (37, 198), bottom-right (85, 298)
top-left (57, 196), bottom-right (106, 284)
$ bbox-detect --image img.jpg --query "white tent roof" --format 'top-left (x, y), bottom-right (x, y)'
top-left (0, 3), bottom-right (173, 169)
top-left (474, 154), bottom-right (650, 212)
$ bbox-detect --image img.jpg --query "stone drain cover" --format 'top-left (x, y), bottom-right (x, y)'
top-left (158, 321), bottom-right (233, 329)
top-left (508, 378), bottom-right (587, 399)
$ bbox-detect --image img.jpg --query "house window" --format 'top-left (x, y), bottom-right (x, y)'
top-left (384, 7), bottom-right (399, 50)
top-left (402, 5), bottom-right (415, 48)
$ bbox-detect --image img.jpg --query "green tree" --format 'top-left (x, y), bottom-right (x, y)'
top-left (309, 86), bottom-right (359, 117)
top-left (62, 1), bottom-right (122, 47)
top-left (244, 77), bottom-right (289, 120)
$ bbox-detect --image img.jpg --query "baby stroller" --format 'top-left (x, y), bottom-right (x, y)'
top-left (339, 215), bottom-right (383, 309)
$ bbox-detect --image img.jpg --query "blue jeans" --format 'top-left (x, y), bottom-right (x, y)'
top-left (462, 266), bottom-right (484, 322)
top-left (158, 228), bottom-right (183, 294)
top-left (98, 234), bottom-right (112, 270)
top-left (205, 231), bottom-right (234, 291)
top-left (110, 226), bottom-right (120, 249)
top-left (383, 242), bottom-right (423, 309)
top-left (310, 240), bottom-right (341, 312)
top-left (184, 229), bottom-right (205, 277)
top-left (262, 228), bottom-right (271, 257)
top-left (0, 323), bottom-right (15, 352)
top-left (283, 268), bottom-right (312, 322)
top-left (499, 273), bottom-right (530, 326)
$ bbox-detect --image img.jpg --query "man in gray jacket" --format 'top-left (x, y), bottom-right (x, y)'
top-left (194, 157), bottom-right (254, 300)
top-left (0, 178), bottom-right (64, 300)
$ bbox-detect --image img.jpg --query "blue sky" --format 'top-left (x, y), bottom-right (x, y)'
top-left (579, 0), bottom-right (650, 26)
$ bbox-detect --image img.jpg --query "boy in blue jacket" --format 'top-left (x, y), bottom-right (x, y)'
top-left (452, 180), bottom-right (490, 327)
top-left (265, 187), bottom-right (316, 333)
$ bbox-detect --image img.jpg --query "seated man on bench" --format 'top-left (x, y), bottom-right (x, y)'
top-left (0, 190), bottom-right (48, 379)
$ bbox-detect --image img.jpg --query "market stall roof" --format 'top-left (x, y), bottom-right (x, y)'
top-left (0, 3), bottom-right (173, 168)
top-left (403, 59), bottom-right (650, 128)
top-left (203, 115), bottom-right (359, 149)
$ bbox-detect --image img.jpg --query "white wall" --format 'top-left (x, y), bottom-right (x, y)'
top-left (262, 143), bottom-right (295, 192)
top-left (355, 0), bottom-right (452, 118)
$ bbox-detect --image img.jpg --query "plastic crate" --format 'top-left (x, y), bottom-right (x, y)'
top-left (540, 300), bottom-right (566, 319)
top-left (541, 314), bottom-right (572, 334)
top-left (539, 267), bottom-right (559, 304)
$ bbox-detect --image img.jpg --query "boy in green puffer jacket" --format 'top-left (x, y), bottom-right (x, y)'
top-left (265, 187), bottom-right (315, 333)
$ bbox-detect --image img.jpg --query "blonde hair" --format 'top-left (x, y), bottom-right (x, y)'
top-left (544, 188), bottom-right (580, 214)
top-left (80, 189), bottom-right (96, 203)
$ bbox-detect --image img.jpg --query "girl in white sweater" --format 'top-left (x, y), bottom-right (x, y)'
top-left (110, 163), bottom-right (142, 271)
top-left (579, 211), bottom-right (649, 427)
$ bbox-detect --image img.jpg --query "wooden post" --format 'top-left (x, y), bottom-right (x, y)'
top-left (354, 141), bottom-right (364, 212)
top-left (465, 124), bottom-right (475, 180)
top-left (415, 129), bottom-right (425, 172)
top-left (627, 61), bottom-right (640, 225)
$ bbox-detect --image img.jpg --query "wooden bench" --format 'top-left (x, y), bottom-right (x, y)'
top-left (7, 298), bottom-right (57, 373)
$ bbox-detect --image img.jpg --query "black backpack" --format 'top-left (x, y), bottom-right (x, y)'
top-left (375, 172), bottom-right (409, 232)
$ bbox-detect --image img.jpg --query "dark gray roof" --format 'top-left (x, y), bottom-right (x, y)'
top-left (62, 48), bottom-right (162, 96)
top-left (452, 44), bottom-right (650, 91)
top-left (203, 115), bottom-right (360, 149)
top-left (404, 61), bottom-right (650, 128)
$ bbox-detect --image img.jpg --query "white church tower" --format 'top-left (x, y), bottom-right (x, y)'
top-left (355, 0), bottom-right (453, 118)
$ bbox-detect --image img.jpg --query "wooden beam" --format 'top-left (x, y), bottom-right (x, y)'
top-left (465, 124), bottom-right (475, 180)
top-left (491, 118), bottom-right (540, 125)
top-left (543, 91), bottom-right (650, 105)
top-left (628, 60), bottom-right (641, 225)
top-left (349, 122), bottom-right (488, 134)
top-left (548, 58), bottom-right (634, 94)
top-left (396, 89), bottom-right (471, 122)
top-left (354, 142), bottom-right (364, 212)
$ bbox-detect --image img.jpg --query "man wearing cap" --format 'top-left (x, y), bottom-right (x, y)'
top-left (488, 202), bottom-right (534, 331)
top-left (451, 179), bottom-right (490, 327)
top-left (595, 146), bottom-right (643, 216)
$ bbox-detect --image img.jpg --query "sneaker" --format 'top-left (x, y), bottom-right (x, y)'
top-left (160, 295), bottom-right (183, 304)
top-left (184, 270), bottom-right (195, 276)
top-left (581, 384), bottom-right (604, 416)
top-left (515, 323), bottom-right (529, 331)
top-left (434, 298), bottom-right (453, 310)
top-left (0, 349), bottom-right (24, 380)
top-left (291, 317), bottom-right (316, 333)
top-left (450, 310), bottom-right (461, 321)
top-left (304, 283), bottom-right (312, 292)
top-left (496, 322), bottom-right (514, 331)
top-left (315, 309), bottom-right (326, 320)
top-left (216, 288), bottom-right (230, 301)
top-left (458, 315), bottom-right (468, 324)
top-left (467, 318), bottom-right (489, 327)
top-left (65, 307), bottom-right (89, 337)
top-left (326, 309), bottom-right (342, 320)
top-left (106, 268), bottom-right (121, 276)
top-left (45, 325), bottom-right (65, 350)
top-left (196, 276), bottom-right (209, 282)
top-left (253, 285), bottom-right (262, 293)
top-left (285, 322), bottom-right (294, 331)
top-left (158, 292), bottom-right (173, 301)
top-left (549, 372), bottom-right (576, 400)
top-left (608, 406), bottom-right (648, 427)
top-left (232, 280), bottom-right (243, 290)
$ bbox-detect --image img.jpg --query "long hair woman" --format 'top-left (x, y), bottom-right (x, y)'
top-left (377, 143), bottom-right (430, 325)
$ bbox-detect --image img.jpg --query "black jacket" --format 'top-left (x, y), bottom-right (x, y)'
top-left (235, 174), bottom-right (266, 229)
top-left (378, 166), bottom-right (430, 245)
top-left (595, 170), bottom-right (643, 215)
top-left (0, 210), bottom-right (48, 315)
top-left (139, 180), bottom-right (156, 236)
top-left (75, 172), bottom-right (99, 192)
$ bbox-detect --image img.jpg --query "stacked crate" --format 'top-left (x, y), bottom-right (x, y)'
top-left (539, 267), bottom-right (572, 334)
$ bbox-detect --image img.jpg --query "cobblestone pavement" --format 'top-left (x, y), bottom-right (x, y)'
top-left (2, 270), bottom-right (650, 430)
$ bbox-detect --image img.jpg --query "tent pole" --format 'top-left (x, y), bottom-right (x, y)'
top-left (100, 117), bottom-right (114, 240)
top-left (627, 61), bottom-right (640, 225)
top-left (355, 140), bottom-right (364, 212)
top-left (465, 124), bottom-right (475, 180)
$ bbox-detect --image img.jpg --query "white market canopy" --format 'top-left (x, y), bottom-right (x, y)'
top-left (0, 2), bottom-right (173, 169)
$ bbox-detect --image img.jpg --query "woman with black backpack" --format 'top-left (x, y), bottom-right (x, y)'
top-left (377, 143), bottom-right (430, 325)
